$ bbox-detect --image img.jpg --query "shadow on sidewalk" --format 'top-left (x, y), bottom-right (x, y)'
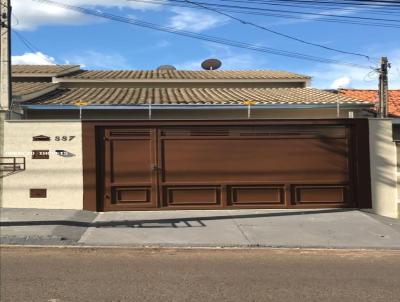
top-left (0, 209), bottom-right (353, 229)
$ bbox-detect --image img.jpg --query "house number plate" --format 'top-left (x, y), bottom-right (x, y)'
top-left (33, 136), bottom-right (76, 141)
top-left (55, 136), bottom-right (76, 141)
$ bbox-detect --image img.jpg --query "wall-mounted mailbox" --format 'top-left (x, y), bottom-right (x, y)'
top-left (33, 135), bottom-right (51, 142)
top-left (30, 189), bottom-right (47, 198)
top-left (32, 150), bottom-right (49, 159)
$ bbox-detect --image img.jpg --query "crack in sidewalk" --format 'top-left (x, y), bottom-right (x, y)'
top-left (228, 212), bottom-right (253, 246)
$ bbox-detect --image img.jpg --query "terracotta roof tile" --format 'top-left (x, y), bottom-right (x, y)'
top-left (339, 89), bottom-right (400, 117)
top-left (25, 87), bottom-right (372, 106)
top-left (62, 70), bottom-right (310, 80)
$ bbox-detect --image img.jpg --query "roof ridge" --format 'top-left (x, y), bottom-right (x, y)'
top-left (69, 69), bottom-right (304, 72)
top-left (57, 69), bottom-right (311, 80)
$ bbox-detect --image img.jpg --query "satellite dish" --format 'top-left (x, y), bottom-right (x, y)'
top-left (157, 65), bottom-right (177, 71)
top-left (201, 58), bottom-right (222, 70)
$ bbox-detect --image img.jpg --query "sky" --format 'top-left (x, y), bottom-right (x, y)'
top-left (9, 0), bottom-right (400, 89)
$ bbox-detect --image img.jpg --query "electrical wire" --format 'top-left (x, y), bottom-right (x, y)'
top-left (218, 0), bottom-right (400, 11)
top-left (142, 0), bottom-right (400, 23)
top-left (127, 0), bottom-right (400, 28)
top-left (12, 29), bottom-right (54, 64)
top-left (182, 0), bottom-right (374, 60)
top-left (12, 30), bottom-right (39, 53)
top-left (363, 69), bottom-right (379, 83)
top-left (11, 10), bottom-right (20, 27)
top-left (241, 0), bottom-right (400, 9)
top-left (217, 0), bottom-right (400, 15)
top-left (32, 0), bottom-right (374, 70)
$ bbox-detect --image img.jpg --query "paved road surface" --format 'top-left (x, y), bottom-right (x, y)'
top-left (1, 247), bottom-right (400, 302)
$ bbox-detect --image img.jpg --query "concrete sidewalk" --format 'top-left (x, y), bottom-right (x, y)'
top-left (1, 208), bottom-right (400, 249)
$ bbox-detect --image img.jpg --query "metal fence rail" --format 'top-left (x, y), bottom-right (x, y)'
top-left (0, 157), bottom-right (26, 172)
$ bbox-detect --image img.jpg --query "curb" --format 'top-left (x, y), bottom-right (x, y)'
top-left (2, 244), bottom-right (400, 253)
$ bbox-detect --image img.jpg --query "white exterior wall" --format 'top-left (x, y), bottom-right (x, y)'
top-left (0, 112), bottom-right (6, 207)
top-left (1, 121), bottom-right (83, 209)
top-left (1, 118), bottom-right (398, 216)
top-left (368, 119), bottom-right (398, 218)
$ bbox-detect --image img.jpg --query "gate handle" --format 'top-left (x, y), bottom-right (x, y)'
top-left (152, 165), bottom-right (161, 171)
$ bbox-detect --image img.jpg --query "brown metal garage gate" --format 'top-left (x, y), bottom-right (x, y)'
top-left (82, 120), bottom-right (372, 212)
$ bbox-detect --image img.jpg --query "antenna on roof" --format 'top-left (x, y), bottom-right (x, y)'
top-left (157, 65), bottom-right (177, 71)
top-left (201, 58), bottom-right (222, 71)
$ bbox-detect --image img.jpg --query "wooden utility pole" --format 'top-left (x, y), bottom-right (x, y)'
top-left (378, 57), bottom-right (389, 118)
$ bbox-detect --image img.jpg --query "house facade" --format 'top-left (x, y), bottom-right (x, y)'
top-left (0, 65), bottom-right (398, 218)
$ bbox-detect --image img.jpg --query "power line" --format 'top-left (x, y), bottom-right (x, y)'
top-left (181, 0), bottom-right (374, 60)
top-left (32, 0), bottom-right (374, 70)
top-left (228, 0), bottom-right (400, 7)
top-left (208, 0), bottom-right (400, 13)
top-left (330, 0), bottom-right (400, 5)
top-left (151, 0), bottom-right (400, 23)
top-left (244, 0), bottom-right (400, 9)
top-left (12, 30), bottom-right (39, 53)
top-left (216, 0), bottom-right (400, 16)
top-left (127, 0), bottom-right (400, 28)
top-left (12, 29), bottom-right (54, 64)
top-left (133, 0), bottom-right (400, 22)
top-left (129, 0), bottom-right (400, 18)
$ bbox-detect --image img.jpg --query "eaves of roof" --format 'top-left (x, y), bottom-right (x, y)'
top-left (12, 82), bottom-right (60, 103)
top-left (12, 65), bottom-right (81, 78)
top-left (21, 103), bottom-right (373, 111)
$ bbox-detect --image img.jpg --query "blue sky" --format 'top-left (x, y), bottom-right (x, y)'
top-left (10, 0), bottom-right (400, 89)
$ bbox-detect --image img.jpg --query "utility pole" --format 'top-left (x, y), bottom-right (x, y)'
top-left (378, 57), bottom-right (390, 118)
top-left (0, 0), bottom-right (11, 207)
top-left (1, 0), bottom-right (11, 111)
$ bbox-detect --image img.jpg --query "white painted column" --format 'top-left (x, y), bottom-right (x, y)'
top-left (368, 119), bottom-right (398, 218)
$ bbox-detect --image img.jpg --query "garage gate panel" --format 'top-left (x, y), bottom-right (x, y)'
top-left (99, 125), bottom-right (354, 211)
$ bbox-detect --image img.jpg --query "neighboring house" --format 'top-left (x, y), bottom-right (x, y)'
top-left (338, 89), bottom-right (400, 118)
top-left (0, 65), bottom-right (397, 218)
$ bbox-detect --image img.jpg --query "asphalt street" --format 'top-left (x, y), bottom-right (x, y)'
top-left (1, 247), bottom-right (400, 302)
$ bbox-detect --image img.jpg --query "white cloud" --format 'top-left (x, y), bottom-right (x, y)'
top-left (330, 76), bottom-right (351, 89)
top-left (12, 0), bottom-right (164, 30)
top-left (168, 8), bottom-right (227, 32)
top-left (11, 50), bottom-right (132, 69)
top-left (63, 50), bottom-right (130, 69)
top-left (12, 52), bottom-right (56, 64)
